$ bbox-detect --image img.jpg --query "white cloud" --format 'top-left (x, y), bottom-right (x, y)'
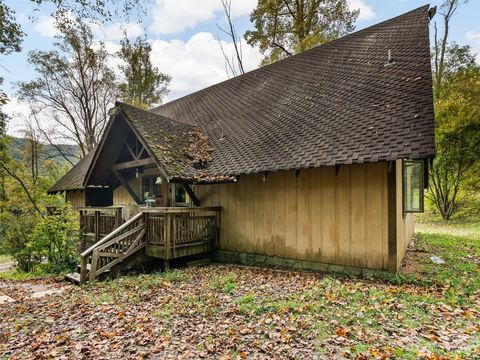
top-left (150, 0), bottom-right (256, 35)
top-left (466, 30), bottom-right (480, 62)
top-left (348, 0), bottom-right (375, 21)
top-left (91, 22), bottom-right (143, 41)
top-left (2, 97), bottom-right (32, 136)
top-left (33, 17), bottom-right (60, 38)
top-left (150, 32), bottom-right (262, 99)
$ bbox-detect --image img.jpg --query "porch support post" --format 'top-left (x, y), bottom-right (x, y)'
top-left (181, 184), bottom-right (200, 207)
top-left (112, 169), bottom-right (142, 205)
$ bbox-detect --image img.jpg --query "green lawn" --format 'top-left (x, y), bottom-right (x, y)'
top-left (0, 255), bottom-right (12, 264)
top-left (0, 221), bottom-right (479, 359)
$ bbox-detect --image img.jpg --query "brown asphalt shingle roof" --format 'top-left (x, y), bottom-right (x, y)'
top-left (48, 150), bottom-right (95, 193)
top-left (118, 102), bottom-right (198, 179)
top-left (151, 5), bottom-right (435, 177)
top-left (49, 5), bottom-right (435, 192)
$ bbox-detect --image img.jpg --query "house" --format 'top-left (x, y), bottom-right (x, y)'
top-left (48, 6), bottom-right (435, 283)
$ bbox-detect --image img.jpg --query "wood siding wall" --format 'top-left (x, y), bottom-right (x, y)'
top-left (196, 163), bottom-right (390, 270)
top-left (66, 190), bottom-right (85, 210)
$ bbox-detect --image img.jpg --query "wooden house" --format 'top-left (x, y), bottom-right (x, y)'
top-left (48, 6), bottom-right (435, 283)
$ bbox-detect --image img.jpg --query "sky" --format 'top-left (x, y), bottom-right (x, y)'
top-left (1, 0), bottom-right (480, 135)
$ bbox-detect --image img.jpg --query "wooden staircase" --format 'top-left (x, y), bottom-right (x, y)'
top-left (66, 213), bottom-right (146, 284)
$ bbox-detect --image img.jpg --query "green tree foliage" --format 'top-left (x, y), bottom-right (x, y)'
top-left (429, 49), bottom-right (480, 220)
top-left (428, 0), bottom-right (479, 220)
top-left (245, 0), bottom-right (358, 64)
top-left (118, 36), bottom-right (171, 109)
top-left (1, 204), bottom-right (79, 273)
top-left (18, 19), bottom-right (117, 158)
top-left (0, 1), bottom-right (23, 55)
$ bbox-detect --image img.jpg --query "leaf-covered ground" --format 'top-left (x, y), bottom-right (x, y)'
top-left (1, 224), bottom-right (479, 359)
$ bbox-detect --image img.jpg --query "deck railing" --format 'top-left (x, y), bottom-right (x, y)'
top-left (78, 207), bottom-right (123, 249)
top-left (142, 207), bottom-right (221, 260)
top-left (77, 206), bottom-right (221, 283)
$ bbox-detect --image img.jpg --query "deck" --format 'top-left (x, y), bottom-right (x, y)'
top-left (76, 207), bottom-right (221, 283)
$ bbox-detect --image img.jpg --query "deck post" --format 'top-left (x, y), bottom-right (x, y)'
top-left (89, 250), bottom-right (99, 281)
top-left (79, 256), bottom-right (88, 284)
top-left (94, 210), bottom-right (100, 243)
top-left (114, 208), bottom-right (122, 229)
top-left (164, 213), bottom-right (171, 260)
top-left (144, 212), bottom-right (149, 244)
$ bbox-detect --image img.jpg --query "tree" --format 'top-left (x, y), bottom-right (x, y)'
top-left (18, 19), bottom-right (117, 158)
top-left (0, 1), bottom-right (23, 55)
top-left (427, 0), bottom-right (479, 220)
top-left (245, 0), bottom-right (358, 64)
top-left (117, 36), bottom-right (171, 109)
top-left (428, 53), bottom-right (480, 219)
top-left (433, 0), bottom-right (470, 98)
top-left (218, 0), bottom-right (245, 77)
top-left (0, 101), bottom-right (7, 213)
top-left (0, 0), bottom-right (142, 120)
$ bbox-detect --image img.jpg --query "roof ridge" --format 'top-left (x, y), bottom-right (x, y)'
top-left (116, 101), bottom-right (194, 128)
top-left (150, 5), bottom-right (430, 115)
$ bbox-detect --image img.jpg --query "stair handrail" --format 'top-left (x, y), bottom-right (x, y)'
top-left (80, 212), bottom-right (142, 258)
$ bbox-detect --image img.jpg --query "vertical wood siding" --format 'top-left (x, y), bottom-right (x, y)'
top-left (66, 190), bottom-right (86, 210)
top-left (196, 163), bottom-right (390, 270)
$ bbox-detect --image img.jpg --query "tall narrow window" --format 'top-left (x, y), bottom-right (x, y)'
top-left (403, 160), bottom-right (424, 213)
top-left (142, 175), bottom-right (161, 201)
top-left (174, 184), bottom-right (189, 206)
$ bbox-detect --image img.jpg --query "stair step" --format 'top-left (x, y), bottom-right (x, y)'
top-left (65, 272), bottom-right (81, 284)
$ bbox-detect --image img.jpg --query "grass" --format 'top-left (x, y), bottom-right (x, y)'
top-left (0, 254), bottom-right (13, 264)
top-left (1, 220), bottom-right (479, 358)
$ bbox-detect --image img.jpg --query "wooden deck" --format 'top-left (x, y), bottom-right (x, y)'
top-left (76, 207), bottom-right (221, 283)
top-left (78, 207), bottom-right (122, 250)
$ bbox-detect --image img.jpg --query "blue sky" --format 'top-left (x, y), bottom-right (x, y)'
top-left (2, 0), bottom-right (480, 134)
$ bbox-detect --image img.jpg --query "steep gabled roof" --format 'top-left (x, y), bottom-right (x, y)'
top-left (49, 5), bottom-right (435, 192)
top-left (118, 102), bottom-right (198, 180)
top-left (48, 150), bottom-right (95, 193)
top-left (151, 5), bottom-right (435, 177)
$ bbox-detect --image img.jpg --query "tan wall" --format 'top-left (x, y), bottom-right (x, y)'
top-left (66, 190), bottom-right (85, 210)
top-left (395, 159), bottom-right (415, 269)
top-left (113, 167), bottom-right (169, 206)
top-left (196, 163), bottom-right (390, 270)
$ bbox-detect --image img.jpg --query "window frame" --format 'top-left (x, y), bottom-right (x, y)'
top-left (142, 175), bottom-right (162, 201)
top-left (173, 183), bottom-right (190, 207)
top-left (402, 159), bottom-right (425, 215)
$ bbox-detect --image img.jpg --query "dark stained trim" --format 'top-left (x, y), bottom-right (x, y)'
top-left (112, 169), bottom-right (142, 204)
top-left (181, 184), bottom-right (200, 207)
top-left (112, 158), bottom-right (156, 171)
top-left (118, 108), bottom-right (172, 183)
top-left (83, 111), bottom-right (118, 187)
top-left (387, 161), bottom-right (398, 272)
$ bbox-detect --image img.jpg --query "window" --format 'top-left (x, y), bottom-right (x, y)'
top-left (174, 184), bottom-right (189, 206)
top-left (403, 160), bottom-right (424, 213)
top-left (142, 175), bottom-right (161, 201)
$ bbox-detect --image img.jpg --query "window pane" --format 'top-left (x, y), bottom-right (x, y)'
top-left (175, 186), bottom-right (187, 204)
top-left (403, 161), bottom-right (424, 213)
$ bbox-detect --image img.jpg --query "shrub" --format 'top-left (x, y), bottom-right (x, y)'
top-left (1, 204), bottom-right (80, 273)
top-left (0, 212), bottom-right (39, 271)
top-left (28, 204), bottom-right (80, 273)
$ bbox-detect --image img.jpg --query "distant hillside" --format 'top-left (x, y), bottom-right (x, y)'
top-left (9, 137), bottom-right (80, 167)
